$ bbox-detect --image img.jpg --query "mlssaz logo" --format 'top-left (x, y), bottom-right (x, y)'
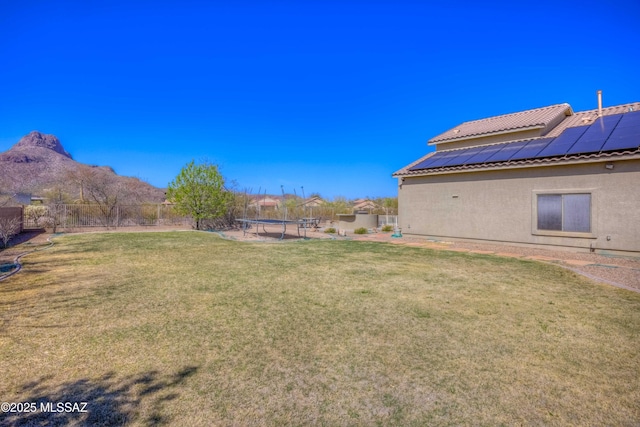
top-left (39, 402), bottom-right (89, 413)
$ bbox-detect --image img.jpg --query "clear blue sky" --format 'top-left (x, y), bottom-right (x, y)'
top-left (1, 0), bottom-right (639, 199)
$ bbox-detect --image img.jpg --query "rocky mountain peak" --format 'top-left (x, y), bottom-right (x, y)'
top-left (14, 131), bottom-right (72, 159)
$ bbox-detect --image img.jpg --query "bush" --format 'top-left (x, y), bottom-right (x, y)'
top-left (381, 225), bottom-right (394, 232)
top-left (25, 205), bottom-right (49, 228)
top-left (354, 227), bottom-right (368, 234)
top-left (324, 227), bottom-right (336, 234)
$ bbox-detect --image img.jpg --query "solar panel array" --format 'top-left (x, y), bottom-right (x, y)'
top-left (409, 110), bottom-right (640, 172)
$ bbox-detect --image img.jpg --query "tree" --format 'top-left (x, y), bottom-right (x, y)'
top-left (166, 161), bottom-right (231, 230)
top-left (81, 168), bottom-right (128, 228)
top-left (0, 216), bottom-right (21, 248)
top-left (43, 186), bottom-right (73, 233)
top-left (380, 197), bottom-right (398, 215)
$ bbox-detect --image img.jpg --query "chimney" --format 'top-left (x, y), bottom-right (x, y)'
top-left (597, 90), bottom-right (603, 117)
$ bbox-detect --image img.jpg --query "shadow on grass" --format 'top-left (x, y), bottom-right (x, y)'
top-left (5, 230), bottom-right (47, 249)
top-left (1, 366), bottom-right (198, 426)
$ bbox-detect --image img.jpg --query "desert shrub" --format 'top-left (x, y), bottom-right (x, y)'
top-left (25, 205), bottom-right (49, 228)
top-left (324, 227), bottom-right (336, 234)
top-left (381, 225), bottom-right (394, 232)
top-left (354, 227), bottom-right (368, 234)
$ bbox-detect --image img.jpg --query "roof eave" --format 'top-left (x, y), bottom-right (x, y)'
top-left (394, 151), bottom-right (640, 178)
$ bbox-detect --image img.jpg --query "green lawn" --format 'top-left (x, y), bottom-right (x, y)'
top-left (1, 232), bottom-right (639, 426)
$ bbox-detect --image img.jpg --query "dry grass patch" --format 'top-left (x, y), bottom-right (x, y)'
top-left (1, 232), bottom-right (639, 425)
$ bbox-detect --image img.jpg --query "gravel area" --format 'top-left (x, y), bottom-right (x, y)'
top-left (352, 233), bottom-right (640, 292)
top-left (2, 226), bottom-right (638, 292)
top-left (452, 241), bottom-right (639, 292)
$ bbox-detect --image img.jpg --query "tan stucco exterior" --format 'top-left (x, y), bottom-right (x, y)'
top-left (397, 157), bottom-right (640, 255)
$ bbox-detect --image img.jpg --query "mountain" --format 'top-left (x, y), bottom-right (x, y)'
top-left (0, 131), bottom-right (165, 202)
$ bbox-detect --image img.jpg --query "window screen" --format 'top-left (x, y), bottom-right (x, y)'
top-left (537, 193), bottom-right (591, 233)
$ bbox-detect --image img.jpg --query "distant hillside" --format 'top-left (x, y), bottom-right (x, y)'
top-left (0, 131), bottom-right (165, 203)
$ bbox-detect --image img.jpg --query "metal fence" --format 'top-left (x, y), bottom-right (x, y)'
top-left (23, 204), bottom-right (190, 230)
top-left (378, 215), bottom-right (398, 227)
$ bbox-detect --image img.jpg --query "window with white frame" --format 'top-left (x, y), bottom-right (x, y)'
top-left (537, 193), bottom-right (591, 233)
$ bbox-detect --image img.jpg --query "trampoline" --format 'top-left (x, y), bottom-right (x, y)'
top-left (236, 218), bottom-right (319, 240)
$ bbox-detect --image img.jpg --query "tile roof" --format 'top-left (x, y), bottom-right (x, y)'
top-left (429, 103), bottom-right (573, 144)
top-left (394, 101), bottom-right (640, 177)
top-left (394, 149), bottom-right (640, 177)
top-left (544, 102), bottom-right (640, 137)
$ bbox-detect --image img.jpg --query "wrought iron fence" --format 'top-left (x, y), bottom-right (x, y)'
top-left (23, 204), bottom-right (190, 230)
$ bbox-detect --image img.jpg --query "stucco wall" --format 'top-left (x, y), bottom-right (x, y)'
top-left (397, 159), bottom-right (640, 254)
top-left (337, 214), bottom-right (378, 232)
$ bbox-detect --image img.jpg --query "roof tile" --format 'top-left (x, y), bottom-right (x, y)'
top-left (429, 103), bottom-right (572, 144)
top-left (394, 101), bottom-right (640, 177)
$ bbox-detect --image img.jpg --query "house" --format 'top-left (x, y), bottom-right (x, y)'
top-left (300, 196), bottom-right (324, 218)
top-left (0, 193), bottom-right (32, 206)
top-left (248, 196), bottom-right (282, 213)
top-left (352, 198), bottom-right (378, 213)
top-left (393, 100), bottom-right (640, 255)
top-left (301, 196), bottom-right (324, 208)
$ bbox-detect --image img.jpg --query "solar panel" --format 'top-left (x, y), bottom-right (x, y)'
top-left (447, 145), bottom-right (492, 165)
top-left (484, 140), bottom-right (531, 163)
top-left (464, 143), bottom-right (509, 165)
top-left (408, 110), bottom-right (639, 173)
top-left (426, 148), bottom-right (471, 168)
top-left (509, 138), bottom-right (554, 160)
top-left (614, 110), bottom-right (640, 128)
top-left (409, 149), bottom-right (473, 170)
top-left (535, 125), bottom-right (589, 158)
top-left (565, 114), bottom-right (623, 155)
top-left (408, 152), bottom-right (444, 170)
top-left (600, 124), bottom-right (640, 152)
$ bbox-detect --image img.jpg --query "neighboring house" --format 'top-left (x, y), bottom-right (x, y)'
top-left (249, 196), bottom-right (282, 212)
top-left (301, 196), bottom-right (324, 217)
top-left (352, 199), bottom-right (378, 213)
top-left (302, 196), bottom-right (324, 208)
top-left (0, 192), bottom-right (32, 206)
top-left (393, 101), bottom-right (640, 255)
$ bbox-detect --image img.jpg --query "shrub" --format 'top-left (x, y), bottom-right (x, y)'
top-left (25, 205), bottom-right (49, 228)
top-left (354, 227), bottom-right (368, 234)
top-left (324, 227), bottom-right (336, 234)
top-left (381, 225), bottom-right (394, 232)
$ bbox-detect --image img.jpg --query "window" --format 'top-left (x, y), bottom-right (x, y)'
top-left (537, 194), bottom-right (591, 233)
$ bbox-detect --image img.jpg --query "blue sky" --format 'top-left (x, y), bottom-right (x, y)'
top-left (1, 0), bottom-right (639, 199)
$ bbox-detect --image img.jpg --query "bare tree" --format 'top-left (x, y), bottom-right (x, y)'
top-left (43, 186), bottom-right (73, 233)
top-left (82, 169), bottom-right (129, 228)
top-left (0, 216), bottom-right (21, 248)
top-left (0, 181), bottom-right (21, 207)
top-left (65, 165), bottom-right (98, 203)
